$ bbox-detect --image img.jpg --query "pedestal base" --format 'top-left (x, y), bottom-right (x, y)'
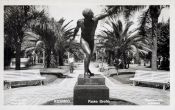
top-left (78, 74), bottom-right (105, 85)
top-left (73, 74), bottom-right (109, 105)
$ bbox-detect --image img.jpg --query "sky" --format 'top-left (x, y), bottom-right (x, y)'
top-left (159, 7), bottom-right (169, 23)
top-left (47, 5), bottom-right (106, 37)
top-left (48, 5), bottom-right (104, 27)
top-left (44, 5), bottom-right (169, 36)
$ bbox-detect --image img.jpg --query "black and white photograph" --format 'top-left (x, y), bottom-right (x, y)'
top-left (1, 0), bottom-right (174, 109)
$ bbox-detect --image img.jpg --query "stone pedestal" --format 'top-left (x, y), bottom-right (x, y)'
top-left (73, 74), bottom-right (109, 105)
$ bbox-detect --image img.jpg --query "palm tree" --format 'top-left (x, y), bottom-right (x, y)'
top-left (106, 5), bottom-right (169, 70)
top-left (31, 16), bottom-right (57, 68)
top-left (53, 18), bottom-right (74, 66)
top-left (4, 6), bottom-right (44, 70)
top-left (31, 17), bottom-right (75, 67)
top-left (98, 18), bottom-right (151, 69)
top-left (149, 6), bottom-right (165, 70)
top-left (137, 6), bottom-right (169, 70)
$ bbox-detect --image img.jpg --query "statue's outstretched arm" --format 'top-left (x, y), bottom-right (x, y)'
top-left (94, 13), bottom-right (109, 21)
top-left (94, 8), bottom-right (115, 21)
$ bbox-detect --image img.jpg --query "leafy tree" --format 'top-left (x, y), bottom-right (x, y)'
top-left (138, 6), bottom-right (169, 70)
top-left (31, 16), bottom-right (57, 68)
top-left (157, 21), bottom-right (169, 70)
top-left (98, 18), bottom-right (151, 68)
top-left (53, 18), bottom-right (74, 66)
top-left (31, 17), bottom-right (75, 67)
top-left (157, 21), bottom-right (169, 58)
top-left (106, 5), bottom-right (169, 70)
top-left (4, 6), bottom-right (44, 70)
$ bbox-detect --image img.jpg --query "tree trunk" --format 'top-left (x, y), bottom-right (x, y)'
top-left (53, 50), bottom-right (58, 66)
top-left (107, 51), bottom-right (110, 65)
top-left (151, 17), bottom-right (158, 71)
top-left (59, 50), bottom-right (64, 66)
top-left (43, 50), bottom-right (45, 67)
top-left (4, 46), bottom-right (13, 67)
top-left (95, 51), bottom-right (98, 62)
top-left (144, 60), bottom-right (146, 66)
top-left (123, 54), bottom-right (127, 69)
top-left (109, 53), bottom-right (112, 65)
top-left (110, 54), bottom-right (113, 66)
top-left (150, 59), bottom-right (152, 67)
top-left (150, 6), bottom-right (160, 71)
top-left (15, 42), bottom-right (21, 70)
top-left (46, 49), bottom-right (51, 68)
top-left (59, 55), bottom-right (64, 66)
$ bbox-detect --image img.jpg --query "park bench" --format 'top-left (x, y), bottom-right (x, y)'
top-left (4, 70), bottom-right (46, 89)
top-left (129, 70), bottom-right (170, 90)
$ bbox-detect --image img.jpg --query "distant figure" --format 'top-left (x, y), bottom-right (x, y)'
top-left (72, 8), bottom-right (114, 76)
top-left (69, 56), bottom-right (74, 73)
top-left (114, 58), bottom-right (122, 75)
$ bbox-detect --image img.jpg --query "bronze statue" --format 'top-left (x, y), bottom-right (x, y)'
top-left (72, 8), bottom-right (114, 76)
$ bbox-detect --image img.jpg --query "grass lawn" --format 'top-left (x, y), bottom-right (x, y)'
top-left (4, 64), bottom-right (70, 89)
top-left (107, 64), bottom-right (170, 90)
top-left (111, 72), bottom-right (135, 84)
top-left (4, 74), bottom-right (65, 89)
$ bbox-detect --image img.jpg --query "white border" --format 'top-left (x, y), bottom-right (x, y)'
top-left (0, 0), bottom-right (175, 110)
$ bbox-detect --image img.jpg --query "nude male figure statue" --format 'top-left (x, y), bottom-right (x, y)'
top-left (72, 8), bottom-right (114, 76)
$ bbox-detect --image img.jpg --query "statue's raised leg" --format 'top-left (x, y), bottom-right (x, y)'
top-left (80, 38), bottom-right (94, 77)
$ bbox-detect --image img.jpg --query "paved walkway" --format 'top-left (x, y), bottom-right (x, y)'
top-left (4, 63), bottom-right (169, 105)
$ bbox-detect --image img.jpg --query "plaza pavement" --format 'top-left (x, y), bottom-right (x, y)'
top-left (4, 62), bottom-right (169, 105)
